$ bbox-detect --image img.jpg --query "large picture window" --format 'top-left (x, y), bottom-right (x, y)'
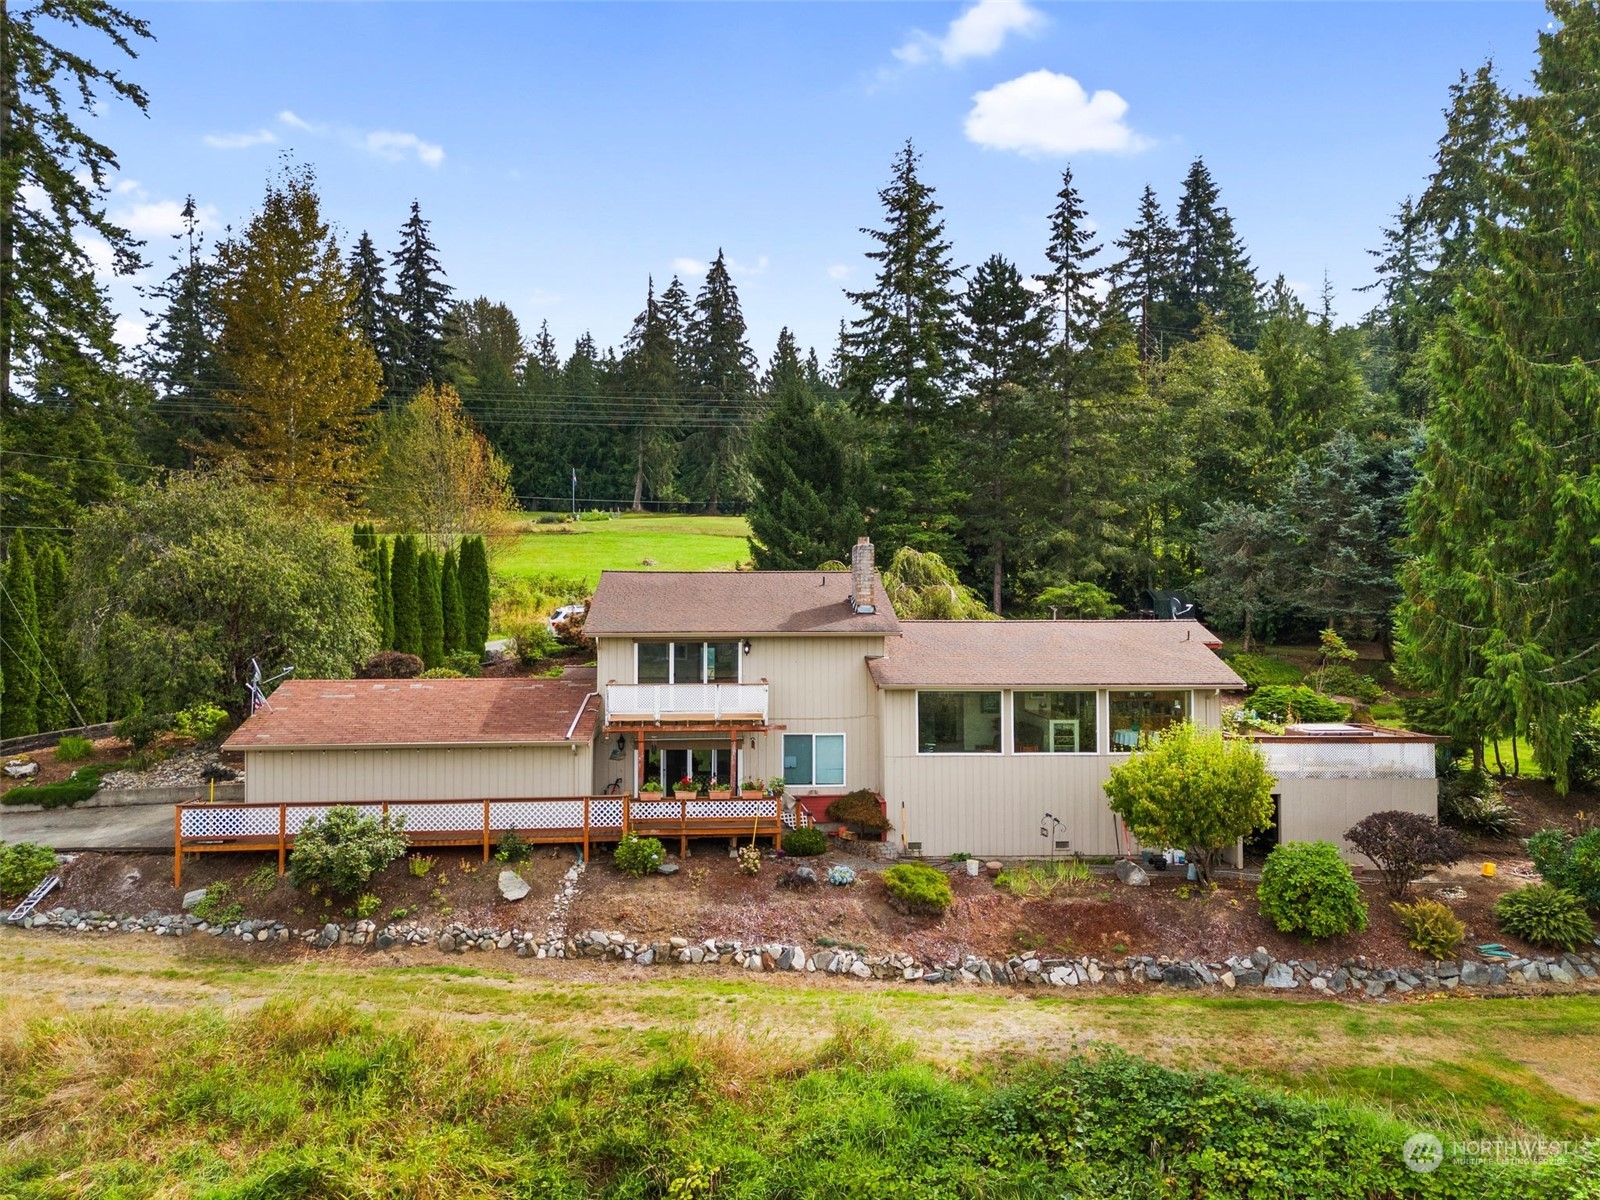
top-left (783, 733), bottom-right (845, 787)
top-left (1013, 691), bottom-right (1097, 753)
top-left (1108, 690), bottom-right (1191, 751)
top-left (917, 691), bottom-right (1002, 753)
top-left (634, 641), bottom-right (742, 685)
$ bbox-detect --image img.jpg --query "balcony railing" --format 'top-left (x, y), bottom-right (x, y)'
top-left (605, 682), bottom-right (769, 724)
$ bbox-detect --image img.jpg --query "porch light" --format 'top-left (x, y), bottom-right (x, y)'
top-left (742, 640), bottom-right (752, 655)
top-left (608, 735), bottom-right (626, 760)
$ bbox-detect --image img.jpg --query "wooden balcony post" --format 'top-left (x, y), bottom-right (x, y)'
top-left (278, 805), bottom-right (287, 875)
top-left (623, 791), bottom-right (632, 836)
top-left (583, 795), bottom-right (591, 862)
top-left (482, 798), bottom-right (491, 861)
top-left (173, 806), bottom-right (182, 888)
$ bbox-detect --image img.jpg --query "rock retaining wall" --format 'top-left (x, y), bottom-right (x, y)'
top-left (11, 906), bottom-right (1599, 998)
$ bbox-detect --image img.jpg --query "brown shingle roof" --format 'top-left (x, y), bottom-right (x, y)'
top-left (866, 620), bottom-right (1245, 689)
top-left (222, 678), bottom-right (600, 751)
top-left (584, 570), bottom-right (903, 636)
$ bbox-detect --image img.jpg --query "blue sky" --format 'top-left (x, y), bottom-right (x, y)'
top-left (93, 1), bottom-right (1548, 364)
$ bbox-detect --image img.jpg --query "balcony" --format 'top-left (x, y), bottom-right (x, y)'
top-left (605, 682), bottom-right (769, 725)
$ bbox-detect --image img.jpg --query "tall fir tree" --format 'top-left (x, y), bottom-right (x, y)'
top-left (376, 538), bottom-right (394, 650)
top-left (389, 200), bottom-right (453, 399)
top-left (1361, 198), bottom-right (1435, 417)
top-left (347, 230), bottom-right (396, 397)
top-left (620, 277), bottom-right (684, 510)
top-left (684, 251), bottom-right (757, 513)
top-left (458, 536), bottom-right (490, 656)
top-left (1171, 158), bottom-right (1261, 347)
top-left (31, 541), bottom-right (75, 731)
top-left (441, 546), bottom-right (465, 657)
top-left (841, 141), bottom-right (965, 561)
top-left (1404, 1), bottom-right (1600, 786)
top-left (747, 329), bottom-right (866, 569)
top-left (417, 548), bottom-right (444, 669)
top-left (1416, 62), bottom-right (1508, 312)
top-left (1111, 185), bottom-right (1180, 363)
top-left (390, 534), bottom-right (422, 658)
top-left (0, 532), bottom-right (41, 736)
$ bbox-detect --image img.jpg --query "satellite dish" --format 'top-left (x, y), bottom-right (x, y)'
top-left (247, 657), bottom-right (295, 714)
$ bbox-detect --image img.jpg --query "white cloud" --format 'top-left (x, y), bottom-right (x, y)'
top-left (826, 264), bottom-right (851, 281)
top-left (726, 254), bottom-right (769, 278)
top-left (895, 0), bottom-right (1045, 67)
top-left (204, 128), bottom-right (278, 150)
top-left (671, 257), bottom-right (706, 276)
top-left (115, 199), bottom-right (221, 238)
top-left (271, 110), bottom-right (443, 167)
top-left (278, 109), bottom-right (320, 132)
top-left (964, 70), bottom-right (1148, 156)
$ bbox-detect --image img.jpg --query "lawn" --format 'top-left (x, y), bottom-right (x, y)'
top-left (496, 513), bottom-right (752, 585)
top-left (1, 934), bottom-right (1597, 1197)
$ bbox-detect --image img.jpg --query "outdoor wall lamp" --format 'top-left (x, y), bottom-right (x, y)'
top-left (608, 735), bottom-right (626, 760)
top-left (742, 640), bottom-right (752, 655)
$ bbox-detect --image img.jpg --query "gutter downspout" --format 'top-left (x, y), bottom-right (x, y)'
top-left (567, 692), bottom-right (601, 741)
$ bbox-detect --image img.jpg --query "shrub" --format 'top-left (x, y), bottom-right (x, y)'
top-left (0, 841), bottom-right (57, 900)
top-left (883, 862), bottom-right (954, 916)
top-left (192, 883), bottom-right (243, 926)
top-left (408, 854), bottom-right (435, 878)
top-left (1345, 810), bottom-right (1465, 897)
top-left (419, 667), bottom-right (466, 679)
top-left (1567, 705), bottom-right (1600, 790)
top-left (1390, 898), bottom-right (1466, 959)
top-left (1103, 723), bottom-right (1275, 883)
top-left (737, 844), bottom-right (761, 876)
top-left (827, 864), bottom-right (856, 886)
top-left (357, 651), bottom-right (424, 679)
top-left (1247, 685), bottom-right (1346, 724)
top-left (173, 702), bottom-right (229, 741)
top-left (2, 766), bottom-right (105, 809)
top-left (444, 650), bottom-right (483, 678)
top-left (352, 893), bottom-right (382, 920)
top-left (614, 833), bottom-right (664, 877)
top-left (495, 829), bottom-right (532, 865)
top-left (1224, 652), bottom-right (1304, 690)
top-left (288, 806), bottom-right (408, 897)
top-left (512, 621), bottom-right (560, 667)
top-left (1220, 705), bottom-right (1285, 736)
top-left (825, 790), bottom-right (890, 838)
top-left (782, 827), bottom-right (828, 856)
top-left (1525, 828), bottom-right (1600, 910)
top-left (1317, 664), bottom-right (1384, 705)
top-left (1257, 841), bottom-right (1368, 939)
top-left (995, 860), bottom-right (1092, 898)
top-left (1437, 766), bottom-right (1521, 835)
top-left (54, 736), bottom-right (94, 762)
top-left (115, 706), bottom-right (173, 750)
top-left (1493, 883), bottom-right (1595, 950)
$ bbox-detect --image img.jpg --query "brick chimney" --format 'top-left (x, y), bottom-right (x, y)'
top-left (850, 537), bottom-right (876, 614)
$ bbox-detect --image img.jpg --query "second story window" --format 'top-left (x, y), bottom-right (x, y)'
top-left (635, 641), bottom-right (741, 685)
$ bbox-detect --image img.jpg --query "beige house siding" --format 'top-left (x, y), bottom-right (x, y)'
top-left (244, 744), bottom-right (591, 804)
top-left (1275, 777), bottom-right (1438, 861)
top-left (595, 634), bottom-right (885, 795)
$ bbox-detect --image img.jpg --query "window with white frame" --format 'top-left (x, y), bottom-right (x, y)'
top-left (635, 641), bottom-right (741, 685)
top-left (1013, 691), bottom-right (1098, 753)
top-left (916, 691), bottom-right (1002, 753)
top-left (783, 733), bottom-right (845, 787)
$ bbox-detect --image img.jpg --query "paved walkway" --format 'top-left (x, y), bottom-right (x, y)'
top-left (0, 799), bottom-right (173, 851)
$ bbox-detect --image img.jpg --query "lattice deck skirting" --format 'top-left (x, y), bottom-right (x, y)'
top-left (173, 796), bottom-right (809, 886)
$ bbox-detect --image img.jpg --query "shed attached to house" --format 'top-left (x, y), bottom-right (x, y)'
top-left (223, 677), bottom-right (601, 804)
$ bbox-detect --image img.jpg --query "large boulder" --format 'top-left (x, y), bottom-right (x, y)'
top-left (498, 871), bottom-right (531, 902)
top-left (1113, 859), bottom-right (1150, 887)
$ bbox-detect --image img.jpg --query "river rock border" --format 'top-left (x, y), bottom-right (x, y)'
top-left (12, 907), bottom-right (1600, 997)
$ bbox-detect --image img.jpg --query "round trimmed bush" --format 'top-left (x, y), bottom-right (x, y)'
top-left (1493, 883), bottom-right (1595, 951)
top-left (883, 862), bottom-right (954, 916)
top-left (0, 841), bottom-right (58, 901)
top-left (1248, 685), bottom-right (1346, 724)
top-left (782, 827), bottom-right (828, 857)
top-left (1257, 841), bottom-right (1368, 939)
top-left (288, 806), bottom-right (408, 897)
top-left (614, 832), bottom-right (664, 877)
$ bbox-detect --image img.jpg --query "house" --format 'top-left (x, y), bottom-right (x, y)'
top-left (215, 537), bottom-right (1436, 865)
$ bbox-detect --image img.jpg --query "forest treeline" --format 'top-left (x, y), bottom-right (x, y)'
top-left (4, 0), bottom-right (1600, 782)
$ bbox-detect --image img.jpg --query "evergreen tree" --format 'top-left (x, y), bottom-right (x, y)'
top-left (1111, 185), bottom-right (1180, 363)
top-left (458, 535), bottom-right (490, 656)
top-left (0, 532), bottom-right (41, 736)
top-left (1194, 502), bottom-right (1287, 652)
top-left (441, 546), bottom-right (465, 656)
top-left (212, 166), bottom-right (381, 512)
top-left (747, 329), bottom-right (867, 569)
top-left (684, 251), bottom-right (757, 513)
top-left (958, 255), bottom-right (1050, 612)
top-left (417, 547), bottom-right (444, 669)
top-left (1361, 198), bottom-right (1435, 417)
top-left (840, 141), bottom-right (965, 560)
top-left (389, 200), bottom-right (454, 398)
top-left (347, 231), bottom-right (395, 395)
top-left (1036, 167), bottom-right (1105, 354)
top-left (620, 277), bottom-right (684, 510)
top-left (139, 195), bottom-right (228, 465)
top-left (31, 541), bottom-right (75, 731)
top-left (1415, 62), bottom-right (1507, 312)
top-left (376, 538), bottom-right (394, 650)
top-left (1172, 158), bottom-right (1261, 347)
top-left (1, 0), bottom-right (152, 409)
top-left (1404, 1), bottom-right (1600, 786)
top-left (390, 535), bottom-right (422, 658)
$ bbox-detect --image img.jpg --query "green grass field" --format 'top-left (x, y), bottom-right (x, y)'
top-left (2, 935), bottom-right (1597, 1197)
top-left (497, 513), bottom-right (752, 586)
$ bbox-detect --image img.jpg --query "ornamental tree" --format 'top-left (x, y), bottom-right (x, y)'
top-left (1103, 722), bottom-right (1275, 883)
top-left (1345, 810), bottom-right (1465, 898)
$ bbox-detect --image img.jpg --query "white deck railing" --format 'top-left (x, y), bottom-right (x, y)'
top-left (605, 682), bottom-right (769, 723)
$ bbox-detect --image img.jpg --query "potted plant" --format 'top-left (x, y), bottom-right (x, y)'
top-left (705, 775), bottom-right (732, 800)
top-left (739, 778), bottom-right (765, 799)
top-left (767, 776), bottom-right (786, 798)
top-left (673, 775), bottom-right (698, 800)
top-left (640, 779), bottom-right (663, 794)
